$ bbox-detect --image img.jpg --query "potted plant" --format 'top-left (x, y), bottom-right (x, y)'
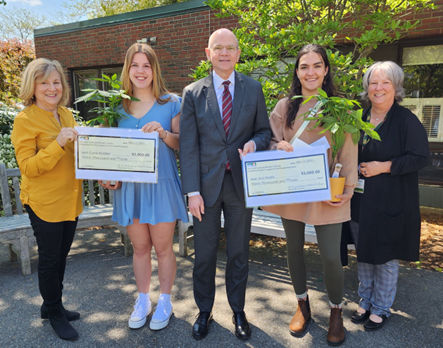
top-left (296, 88), bottom-right (380, 201)
top-left (74, 73), bottom-right (139, 126)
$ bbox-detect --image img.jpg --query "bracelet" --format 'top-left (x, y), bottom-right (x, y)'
top-left (161, 130), bottom-right (168, 139)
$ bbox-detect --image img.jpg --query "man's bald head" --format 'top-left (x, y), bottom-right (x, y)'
top-left (207, 28), bottom-right (239, 49)
top-left (205, 28), bottom-right (241, 80)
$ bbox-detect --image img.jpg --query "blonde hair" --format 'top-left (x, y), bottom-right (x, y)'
top-left (121, 43), bottom-right (171, 114)
top-left (19, 58), bottom-right (70, 107)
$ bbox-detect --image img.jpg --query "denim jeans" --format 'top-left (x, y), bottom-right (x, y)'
top-left (26, 205), bottom-right (78, 309)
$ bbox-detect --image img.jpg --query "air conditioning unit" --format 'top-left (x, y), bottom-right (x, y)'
top-left (402, 98), bottom-right (443, 142)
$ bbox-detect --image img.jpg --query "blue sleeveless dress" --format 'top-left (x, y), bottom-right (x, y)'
top-left (112, 94), bottom-right (188, 226)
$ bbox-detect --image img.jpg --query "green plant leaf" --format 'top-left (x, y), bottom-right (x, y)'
top-left (323, 116), bottom-right (336, 124)
top-left (343, 124), bottom-right (358, 133)
top-left (336, 130), bottom-right (346, 150)
top-left (74, 90), bottom-right (98, 104)
top-left (351, 131), bottom-right (360, 145)
top-left (317, 88), bottom-right (328, 98)
top-left (98, 91), bottom-right (111, 97)
top-left (100, 74), bottom-right (111, 81)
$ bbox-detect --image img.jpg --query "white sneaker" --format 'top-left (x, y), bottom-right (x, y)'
top-left (149, 295), bottom-right (173, 330)
top-left (128, 293), bottom-right (152, 329)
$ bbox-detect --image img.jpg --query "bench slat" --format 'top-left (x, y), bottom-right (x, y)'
top-left (5, 168), bottom-right (21, 177)
top-left (12, 177), bottom-right (24, 215)
top-left (0, 163), bottom-right (13, 217)
top-left (109, 189), bottom-right (114, 204)
top-left (88, 180), bottom-right (94, 206)
top-left (99, 185), bottom-right (105, 205)
top-left (81, 181), bottom-right (86, 207)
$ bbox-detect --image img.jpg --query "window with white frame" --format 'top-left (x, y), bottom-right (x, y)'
top-left (402, 44), bottom-right (443, 142)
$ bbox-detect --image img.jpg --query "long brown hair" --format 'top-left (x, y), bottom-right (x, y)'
top-left (286, 44), bottom-right (336, 129)
top-left (121, 43), bottom-right (171, 114)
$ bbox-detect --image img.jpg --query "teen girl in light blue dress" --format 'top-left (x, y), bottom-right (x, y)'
top-left (100, 42), bottom-right (187, 331)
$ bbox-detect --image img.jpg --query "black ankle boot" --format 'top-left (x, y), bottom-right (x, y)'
top-left (41, 303), bottom-right (80, 321)
top-left (48, 306), bottom-right (79, 341)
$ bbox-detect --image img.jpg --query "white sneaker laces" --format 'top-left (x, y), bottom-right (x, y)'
top-left (152, 296), bottom-right (172, 322)
top-left (131, 296), bottom-right (148, 320)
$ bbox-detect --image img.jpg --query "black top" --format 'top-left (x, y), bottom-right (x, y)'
top-left (343, 102), bottom-right (429, 265)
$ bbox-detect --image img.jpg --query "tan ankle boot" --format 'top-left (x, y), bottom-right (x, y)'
top-left (327, 307), bottom-right (345, 346)
top-left (289, 296), bottom-right (311, 337)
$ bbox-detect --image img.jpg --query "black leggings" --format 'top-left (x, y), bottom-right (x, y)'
top-left (281, 218), bottom-right (344, 305)
top-left (26, 205), bottom-right (78, 309)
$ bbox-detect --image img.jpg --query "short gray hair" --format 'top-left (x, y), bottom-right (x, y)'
top-left (360, 61), bottom-right (405, 102)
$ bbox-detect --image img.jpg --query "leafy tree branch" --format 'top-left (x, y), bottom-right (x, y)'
top-left (194, 0), bottom-right (436, 111)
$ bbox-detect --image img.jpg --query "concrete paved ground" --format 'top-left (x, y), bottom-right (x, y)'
top-left (1, 226), bottom-right (442, 347)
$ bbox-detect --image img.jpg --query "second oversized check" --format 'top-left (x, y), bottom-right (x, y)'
top-left (241, 145), bottom-right (331, 208)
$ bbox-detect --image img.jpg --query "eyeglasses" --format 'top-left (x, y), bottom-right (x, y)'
top-left (210, 45), bottom-right (238, 53)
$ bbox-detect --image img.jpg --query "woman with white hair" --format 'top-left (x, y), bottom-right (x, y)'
top-left (347, 61), bottom-right (429, 331)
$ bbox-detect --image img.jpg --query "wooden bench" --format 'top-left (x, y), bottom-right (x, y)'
top-left (0, 163), bottom-right (132, 276)
top-left (177, 209), bottom-right (317, 256)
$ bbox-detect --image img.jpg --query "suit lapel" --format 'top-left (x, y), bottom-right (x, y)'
top-left (204, 73), bottom-right (227, 141)
top-left (228, 71), bottom-right (244, 141)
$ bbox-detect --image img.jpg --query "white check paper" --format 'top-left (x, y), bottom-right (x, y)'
top-left (75, 126), bottom-right (159, 183)
top-left (241, 145), bottom-right (331, 208)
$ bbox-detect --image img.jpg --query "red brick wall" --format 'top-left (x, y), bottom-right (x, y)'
top-left (35, 10), bottom-right (238, 99)
top-left (335, 1), bottom-right (443, 43)
top-left (35, 3), bottom-right (443, 102)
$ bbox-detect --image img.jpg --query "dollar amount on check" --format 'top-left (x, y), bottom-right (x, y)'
top-left (245, 155), bottom-right (328, 197)
top-left (78, 135), bottom-right (155, 173)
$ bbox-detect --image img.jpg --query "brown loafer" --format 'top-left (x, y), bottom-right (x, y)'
top-left (289, 296), bottom-right (311, 337)
top-left (327, 307), bottom-right (345, 346)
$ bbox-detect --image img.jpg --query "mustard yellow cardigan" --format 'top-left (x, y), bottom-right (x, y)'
top-left (11, 104), bottom-right (83, 222)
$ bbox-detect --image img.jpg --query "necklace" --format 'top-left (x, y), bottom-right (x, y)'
top-left (371, 114), bottom-right (385, 121)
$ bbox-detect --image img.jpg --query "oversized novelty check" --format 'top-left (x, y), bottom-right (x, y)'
top-left (241, 145), bottom-right (331, 208)
top-left (75, 126), bottom-right (158, 183)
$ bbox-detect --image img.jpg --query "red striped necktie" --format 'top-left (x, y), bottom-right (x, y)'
top-left (222, 80), bottom-right (232, 171)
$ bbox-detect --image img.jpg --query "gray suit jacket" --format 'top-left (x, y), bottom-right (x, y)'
top-left (179, 71), bottom-right (271, 207)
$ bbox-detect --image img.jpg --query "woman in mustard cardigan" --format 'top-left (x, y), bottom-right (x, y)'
top-left (263, 44), bottom-right (358, 346)
top-left (11, 58), bottom-right (82, 341)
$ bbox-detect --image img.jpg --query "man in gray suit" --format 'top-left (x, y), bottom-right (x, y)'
top-left (179, 28), bottom-right (271, 341)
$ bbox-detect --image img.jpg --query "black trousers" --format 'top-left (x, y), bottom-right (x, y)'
top-left (26, 205), bottom-right (78, 309)
top-left (192, 171), bottom-right (253, 313)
